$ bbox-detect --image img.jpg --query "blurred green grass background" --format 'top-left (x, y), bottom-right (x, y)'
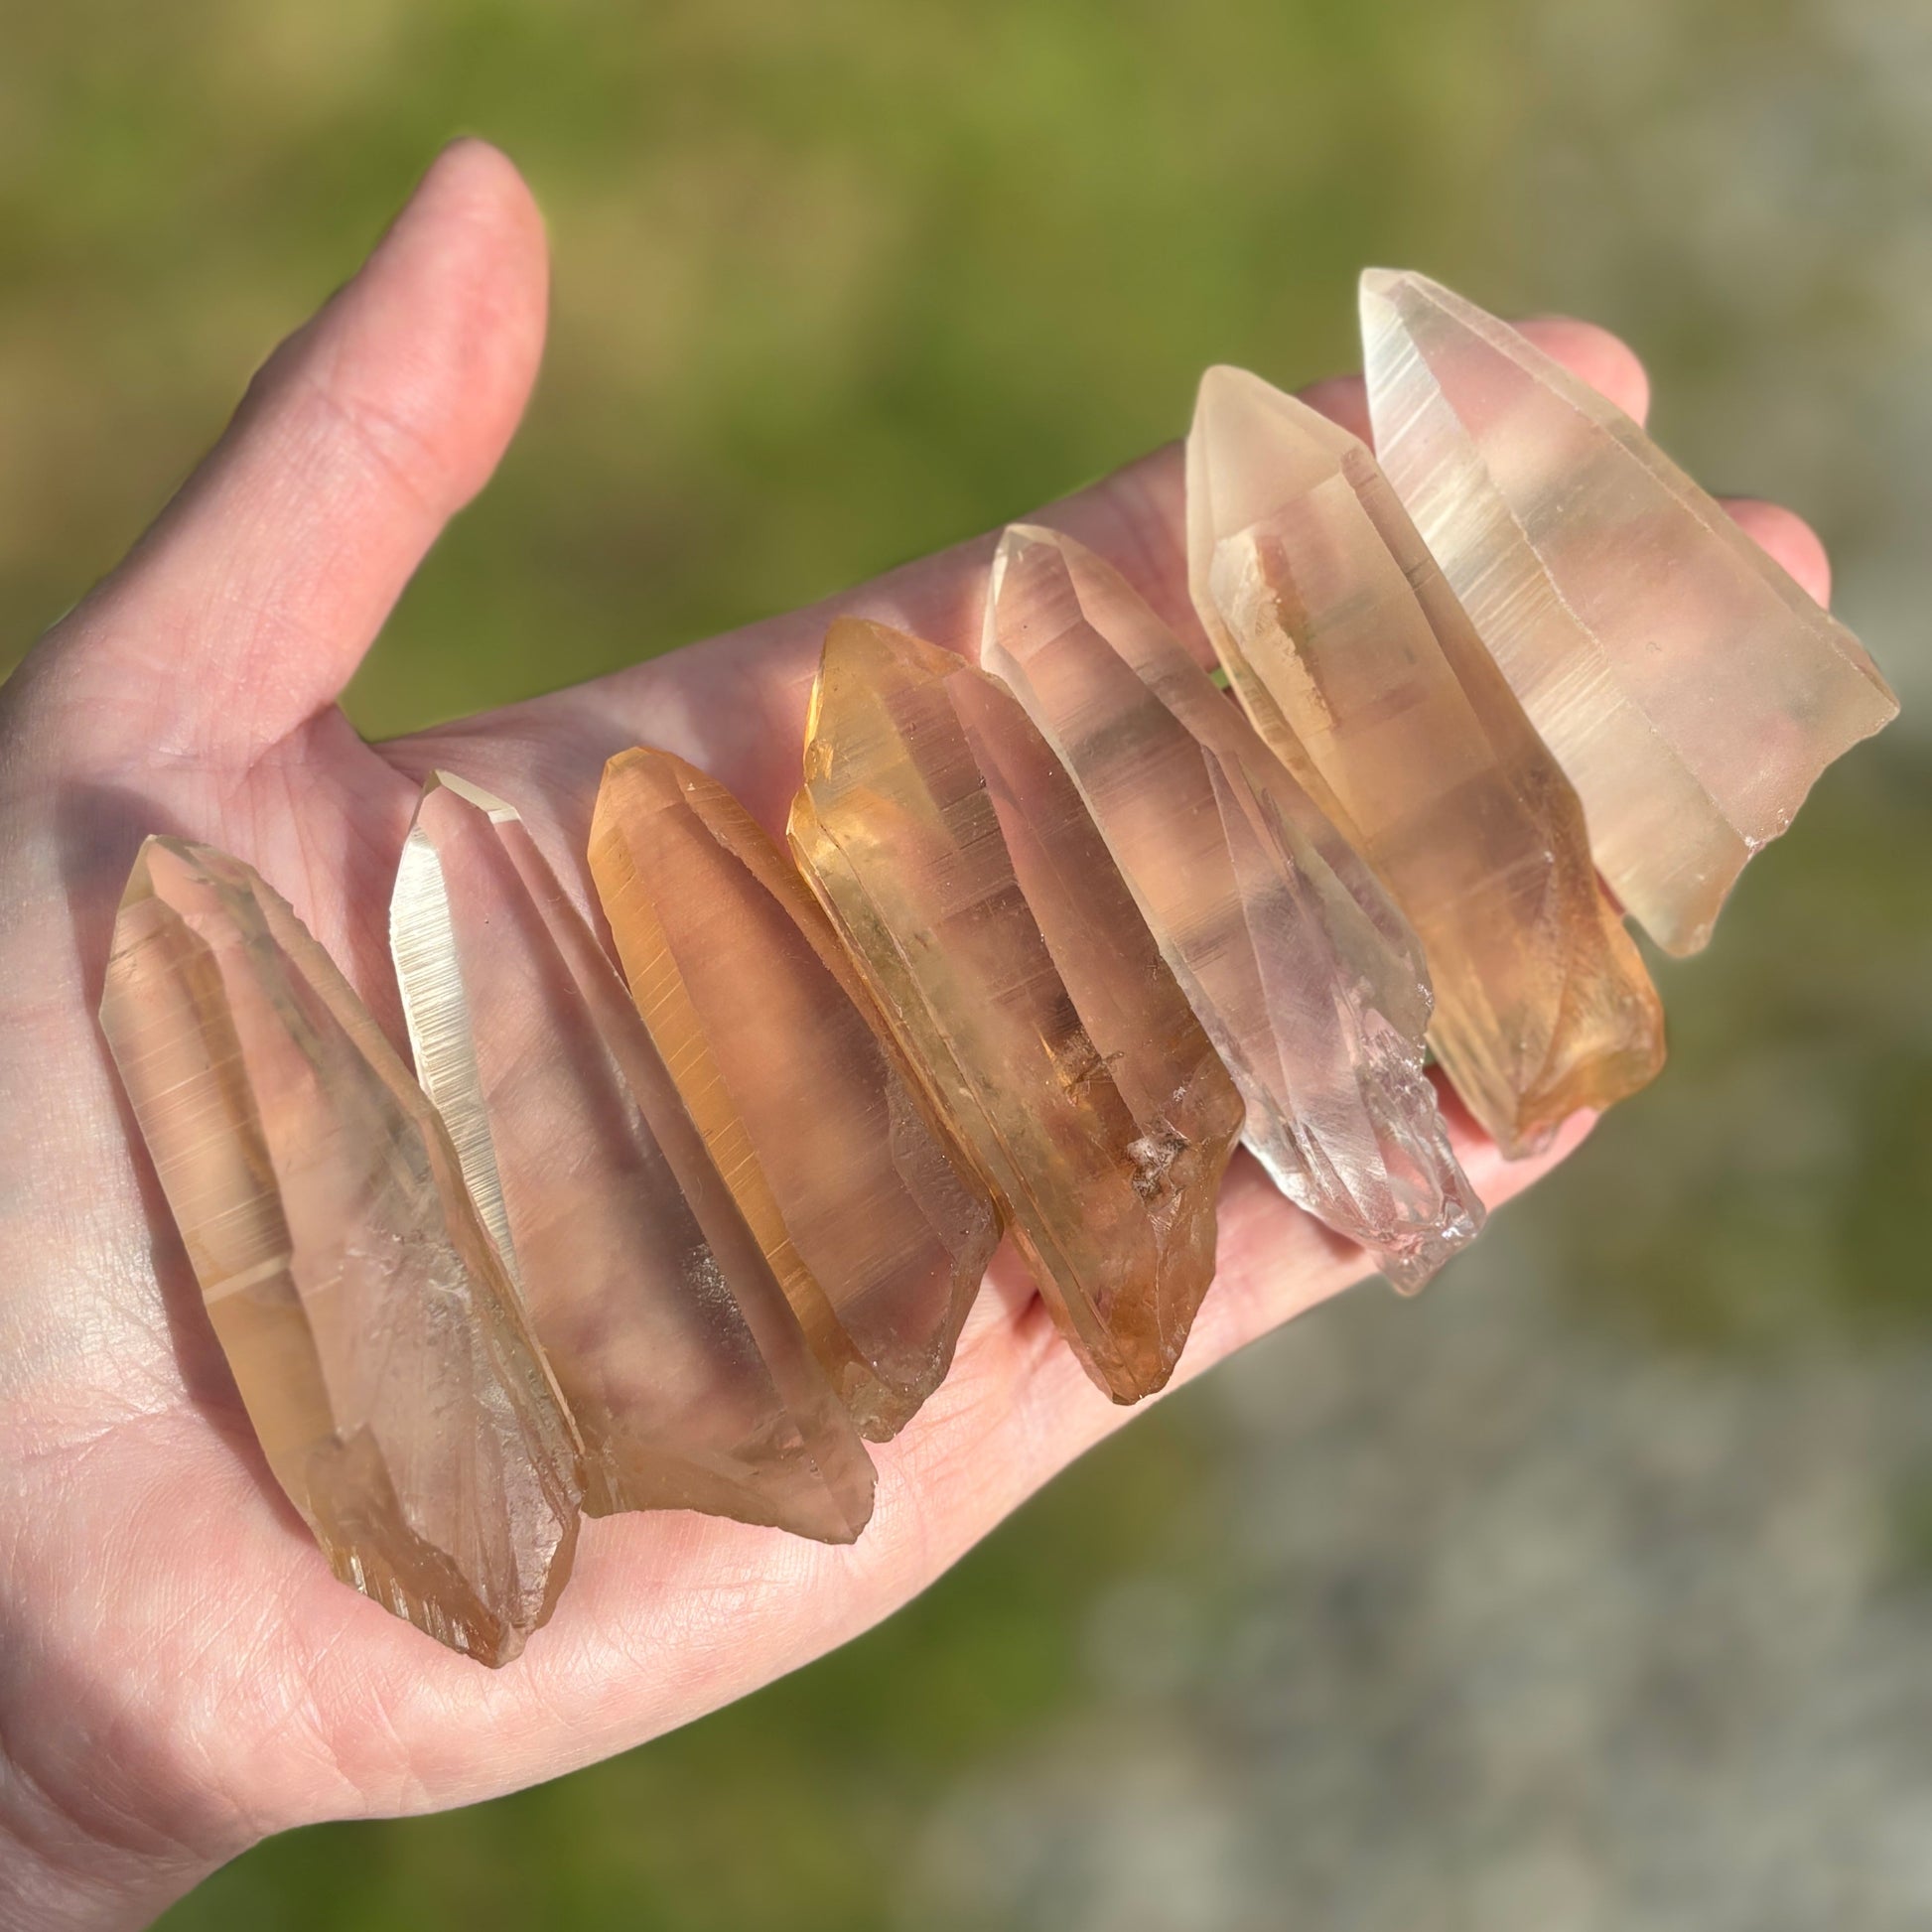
top-left (6, 0), bottom-right (1929, 1925)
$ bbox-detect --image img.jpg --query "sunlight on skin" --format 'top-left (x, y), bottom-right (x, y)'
top-left (0, 142), bottom-right (1836, 1930)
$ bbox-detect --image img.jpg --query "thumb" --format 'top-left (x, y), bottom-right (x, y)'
top-left (49, 138), bottom-right (548, 757)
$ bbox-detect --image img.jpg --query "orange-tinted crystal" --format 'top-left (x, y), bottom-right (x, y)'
top-left (99, 837), bottom-right (583, 1665)
top-left (392, 774), bottom-right (875, 1542)
top-left (1187, 365), bottom-right (1665, 1156)
top-left (789, 619), bottom-right (1245, 1404)
top-left (589, 749), bottom-right (1000, 1440)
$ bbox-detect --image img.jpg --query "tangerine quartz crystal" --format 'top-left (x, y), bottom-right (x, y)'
top-left (787, 618), bottom-right (1246, 1404)
top-left (1360, 270), bottom-right (1898, 958)
top-left (587, 747), bottom-right (1000, 1440)
top-left (1185, 364), bottom-right (1665, 1157)
top-left (391, 772), bottom-right (875, 1542)
top-left (982, 523), bottom-right (1481, 1291)
top-left (98, 837), bottom-right (584, 1665)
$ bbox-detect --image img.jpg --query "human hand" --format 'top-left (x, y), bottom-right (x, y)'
top-left (0, 142), bottom-right (1835, 1931)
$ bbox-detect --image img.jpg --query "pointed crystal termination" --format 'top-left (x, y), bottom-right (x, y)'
top-left (1185, 365), bottom-right (1665, 1159)
top-left (587, 750), bottom-right (1001, 1441)
top-left (97, 838), bottom-right (583, 1666)
top-left (788, 619), bottom-right (1245, 1404)
top-left (391, 772), bottom-right (875, 1542)
top-left (1360, 269), bottom-right (1898, 957)
top-left (982, 524), bottom-right (1483, 1292)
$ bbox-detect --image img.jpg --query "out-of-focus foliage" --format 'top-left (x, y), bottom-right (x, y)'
top-left (0, 0), bottom-right (1523, 731)
top-left (6, 0), bottom-right (1926, 1925)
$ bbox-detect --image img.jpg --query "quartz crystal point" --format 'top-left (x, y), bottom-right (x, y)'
top-left (1361, 269), bottom-right (1898, 956)
top-left (1185, 364), bottom-right (1665, 1157)
top-left (587, 748), bottom-right (1000, 1440)
top-left (391, 772), bottom-right (875, 1542)
top-left (982, 523), bottom-right (1482, 1291)
top-left (788, 618), bottom-right (1245, 1404)
top-left (98, 837), bottom-right (583, 1665)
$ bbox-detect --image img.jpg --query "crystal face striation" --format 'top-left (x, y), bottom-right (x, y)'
top-left (789, 618), bottom-right (1246, 1403)
top-left (1361, 269), bottom-right (1898, 956)
top-left (1186, 363), bottom-right (1665, 1158)
top-left (391, 772), bottom-right (875, 1542)
top-left (983, 523), bottom-right (1481, 1290)
top-left (589, 747), bottom-right (1000, 1440)
top-left (99, 837), bottom-right (584, 1665)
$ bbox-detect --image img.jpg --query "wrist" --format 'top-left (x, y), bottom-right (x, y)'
top-left (0, 1761), bottom-right (242, 1932)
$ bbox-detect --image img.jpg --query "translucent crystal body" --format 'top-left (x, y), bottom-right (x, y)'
top-left (588, 748), bottom-right (1000, 1439)
top-left (788, 618), bottom-right (1245, 1404)
top-left (391, 772), bottom-right (875, 1541)
top-left (1361, 269), bottom-right (1898, 956)
top-left (983, 523), bottom-right (1481, 1289)
top-left (1185, 364), bottom-right (1665, 1157)
top-left (98, 837), bottom-right (583, 1665)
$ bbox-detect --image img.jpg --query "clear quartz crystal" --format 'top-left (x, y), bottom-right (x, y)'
top-left (983, 523), bottom-right (1481, 1290)
top-left (391, 771), bottom-right (875, 1542)
top-left (588, 748), bottom-right (1000, 1440)
top-left (1186, 363), bottom-right (1665, 1158)
top-left (789, 619), bottom-right (1246, 1404)
top-left (1361, 268), bottom-right (1898, 956)
top-left (98, 836), bottom-right (584, 1665)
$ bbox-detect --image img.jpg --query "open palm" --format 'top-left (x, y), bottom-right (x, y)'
top-left (0, 143), bottom-right (1836, 1930)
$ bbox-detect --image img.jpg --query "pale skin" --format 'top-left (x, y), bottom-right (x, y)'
top-left (0, 143), bottom-right (1838, 1930)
